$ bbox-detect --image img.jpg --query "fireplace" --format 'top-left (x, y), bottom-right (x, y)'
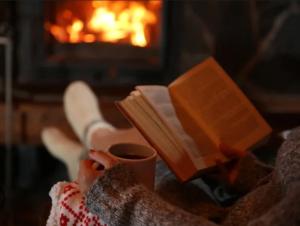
top-left (45, 1), bottom-right (161, 47)
top-left (17, 0), bottom-right (167, 87)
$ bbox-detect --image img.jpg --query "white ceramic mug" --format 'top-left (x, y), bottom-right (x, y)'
top-left (108, 143), bottom-right (157, 190)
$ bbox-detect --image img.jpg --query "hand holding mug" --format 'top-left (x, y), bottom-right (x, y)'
top-left (77, 150), bottom-right (119, 194)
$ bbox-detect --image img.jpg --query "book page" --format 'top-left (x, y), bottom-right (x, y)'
top-left (169, 57), bottom-right (272, 152)
top-left (136, 86), bottom-right (220, 167)
top-left (118, 93), bottom-right (197, 181)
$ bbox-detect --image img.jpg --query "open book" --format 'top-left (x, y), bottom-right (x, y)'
top-left (116, 57), bottom-right (272, 182)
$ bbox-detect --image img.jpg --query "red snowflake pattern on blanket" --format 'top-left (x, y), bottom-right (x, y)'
top-left (47, 182), bottom-right (107, 226)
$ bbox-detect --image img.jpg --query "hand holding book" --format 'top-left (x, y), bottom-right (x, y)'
top-left (216, 143), bottom-right (248, 185)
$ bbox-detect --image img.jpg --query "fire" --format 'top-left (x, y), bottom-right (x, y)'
top-left (45, 1), bottom-right (161, 47)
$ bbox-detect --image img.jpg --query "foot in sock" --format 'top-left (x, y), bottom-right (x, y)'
top-left (41, 127), bottom-right (83, 180)
top-left (63, 81), bottom-right (115, 147)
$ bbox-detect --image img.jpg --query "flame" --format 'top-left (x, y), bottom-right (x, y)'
top-left (68, 19), bottom-right (83, 43)
top-left (45, 1), bottom-right (161, 47)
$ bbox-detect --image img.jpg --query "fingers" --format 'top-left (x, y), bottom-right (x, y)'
top-left (78, 159), bottom-right (102, 194)
top-left (227, 163), bottom-right (240, 185)
top-left (77, 151), bottom-right (119, 193)
top-left (219, 143), bottom-right (247, 159)
top-left (78, 159), bottom-right (96, 180)
top-left (214, 158), bottom-right (228, 182)
top-left (89, 150), bottom-right (119, 169)
top-left (213, 157), bottom-right (241, 185)
top-left (79, 159), bottom-right (93, 171)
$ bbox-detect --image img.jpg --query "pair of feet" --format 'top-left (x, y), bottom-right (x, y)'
top-left (42, 81), bottom-right (149, 180)
top-left (41, 81), bottom-right (115, 180)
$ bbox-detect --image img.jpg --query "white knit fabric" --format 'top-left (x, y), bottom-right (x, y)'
top-left (47, 181), bottom-right (107, 226)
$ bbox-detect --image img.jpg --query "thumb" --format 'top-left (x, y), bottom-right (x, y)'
top-left (89, 150), bottom-right (119, 169)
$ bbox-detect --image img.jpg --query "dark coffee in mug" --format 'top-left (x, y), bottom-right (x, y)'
top-left (116, 154), bottom-right (146, 160)
top-left (108, 143), bottom-right (157, 190)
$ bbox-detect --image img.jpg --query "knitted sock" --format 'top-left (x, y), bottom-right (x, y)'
top-left (63, 81), bottom-right (115, 146)
top-left (41, 127), bottom-right (83, 180)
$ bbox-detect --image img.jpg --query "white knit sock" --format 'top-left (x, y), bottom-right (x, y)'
top-left (84, 120), bottom-right (115, 149)
top-left (63, 81), bottom-right (115, 144)
top-left (41, 127), bottom-right (83, 180)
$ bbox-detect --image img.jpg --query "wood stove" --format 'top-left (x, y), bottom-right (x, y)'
top-left (17, 0), bottom-right (167, 87)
